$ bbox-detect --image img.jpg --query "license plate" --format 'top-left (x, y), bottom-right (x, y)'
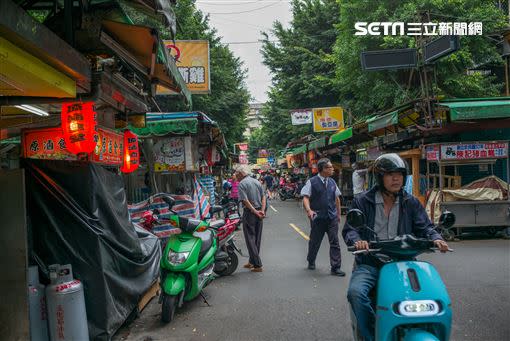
top-left (229, 213), bottom-right (240, 220)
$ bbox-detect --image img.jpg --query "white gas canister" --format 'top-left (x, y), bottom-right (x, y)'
top-left (45, 264), bottom-right (89, 341)
top-left (28, 266), bottom-right (49, 341)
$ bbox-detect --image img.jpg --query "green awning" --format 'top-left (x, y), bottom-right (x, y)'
top-left (367, 111), bottom-right (398, 132)
top-left (439, 100), bottom-right (510, 121)
top-left (129, 118), bottom-right (198, 137)
top-left (308, 137), bottom-right (327, 150)
top-left (329, 127), bottom-right (353, 144)
top-left (0, 136), bottom-right (20, 144)
top-left (290, 144), bottom-right (307, 155)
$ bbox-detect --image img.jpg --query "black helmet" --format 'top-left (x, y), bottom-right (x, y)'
top-left (373, 153), bottom-right (408, 190)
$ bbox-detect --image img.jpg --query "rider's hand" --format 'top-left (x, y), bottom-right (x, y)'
top-left (307, 210), bottom-right (316, 220)
top-left (434, 239), bottom-right (449, 253)
top-left (354, 240), bottom-right (369, 251)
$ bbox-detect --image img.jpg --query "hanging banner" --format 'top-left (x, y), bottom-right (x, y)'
top-left (256, 158), bottom-right (268, 165)
top-left (290, 109), bottom-right (313, 125)
top-left (160, 40), bottom-right (210, 94)
top-left (258, 149), bottom-right (269, 158)
top-left (440, 142), bottom-right (508, 161)
top-left (313, 107), bottom-right (344, 132)
top-left (238, 152), bottom-right (249, 164)
top-left (92, 128), bottom-right (123, 165)
top-left (154, 138), bottom-right (185, 172)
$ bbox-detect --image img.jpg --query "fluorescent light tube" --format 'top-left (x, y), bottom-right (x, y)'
top-left (14, 105), bottom-right (49, 117)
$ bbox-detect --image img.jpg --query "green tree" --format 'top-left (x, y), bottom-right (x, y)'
top-left (335, 0), bottom-right (507, 120)
top-left (260, 0), bottom-right (341, 150)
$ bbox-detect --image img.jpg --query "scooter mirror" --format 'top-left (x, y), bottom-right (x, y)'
top-left (439, 210), bottom-right (455, 228)
top-left (346, 209), bottom-right (366, 230)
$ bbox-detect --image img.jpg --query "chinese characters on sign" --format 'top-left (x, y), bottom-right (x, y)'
top-left (440, 143), bottom-right (508, 160)
top-left (238, 153), bottom-right (249, 164)
top-left (313, 107), bottom-right (344, 132)
top-left (355, 22), bottom-right (482, 36)
top-left (425, 145), bottom-right (440, 161)
top-left (290, 109), bottom-right (313, 125)
top-left (161, 40), bottom-right (210, 94)
top-left (23, 127), bottom-right (123, 165)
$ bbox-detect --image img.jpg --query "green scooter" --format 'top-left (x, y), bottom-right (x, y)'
top-left (159, 196), bottom-right (228, 323)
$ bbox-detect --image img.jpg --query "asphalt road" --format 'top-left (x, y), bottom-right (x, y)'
top-left (114, 200), bottom-right (510, 341)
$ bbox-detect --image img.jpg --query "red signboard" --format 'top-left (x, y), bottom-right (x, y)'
top-left (92, 128), bottom-right (123, 165)
top-left (23, 127), bottom-right (123, 165)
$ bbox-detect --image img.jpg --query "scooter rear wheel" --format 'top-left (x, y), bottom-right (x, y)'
top-left (161, 294), bottom-right (178, 323)
top-left (214, 250), bottom-right (238, 276)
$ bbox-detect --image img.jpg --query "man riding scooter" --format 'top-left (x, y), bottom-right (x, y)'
top-left (342, 153), bottom-right (450, 341)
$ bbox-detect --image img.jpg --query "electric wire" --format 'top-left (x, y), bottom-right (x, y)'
top-left (204, 1), bottom-right (283, 15)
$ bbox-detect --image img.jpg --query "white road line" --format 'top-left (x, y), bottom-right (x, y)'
top-left (270, 205), bottom-right (278, 212)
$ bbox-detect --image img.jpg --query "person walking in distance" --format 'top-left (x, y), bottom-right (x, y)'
top-left (235, 165), bottom-right (266, 272)
top-left (300, 158), bottom-right (345, 276)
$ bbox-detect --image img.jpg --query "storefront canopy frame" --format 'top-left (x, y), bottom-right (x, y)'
top-left (367, 111), bottom-right (398, 132)
top-left (290, 144), bottom-right (307, 155)
top-left (439, 98), bottom-right (510, 121)
top-left (307, 137), bottom-right (328, 150)
top-left (329, 127), bottom-right (353, 144)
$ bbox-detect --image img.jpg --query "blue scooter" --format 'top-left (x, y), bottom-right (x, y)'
top-left (346, 209), bottom-right (455, 341)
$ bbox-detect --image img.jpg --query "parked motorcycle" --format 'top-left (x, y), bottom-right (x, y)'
top-left (278, 185), bottom-right (299, 201)
top-left (346, 209), bottom-right (455, 341)
top-left (209, 202), bottom-right (242, 276)
top-left (159, 196), bottom-right (228, 323)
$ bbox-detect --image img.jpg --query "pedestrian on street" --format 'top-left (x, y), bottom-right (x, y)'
top-left (236, 165), bottom-right (266, 272)
top-left (300, 158), bottom-right (345, 276)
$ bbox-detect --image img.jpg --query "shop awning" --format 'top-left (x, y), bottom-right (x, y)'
top-left (290, 144), bottom-right (307, 155)
top-left (439, 99), bottom-right (510, 121)
top-left (308, 137), bottom-right (327, 150)
top-left (367, 111), bottom-right (398, 132)
top-left (329, 127), bottom-right (353, 144)
top-left (101, 20), bottom-right (191, 105)
top-left (130, 118), bottom-right (198, 137)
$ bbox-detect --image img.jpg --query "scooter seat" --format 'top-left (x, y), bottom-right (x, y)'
top-left (209, 219), bottom-right (225, 229)
top-left (194, 229), bottom-right (214, 261)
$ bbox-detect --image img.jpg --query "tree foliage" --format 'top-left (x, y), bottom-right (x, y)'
top-left (335, 0), bottom-right (507, 120)
top-left (256, 0), bottom-right (507, 151)
top-left (259, 0), bottom-right (341, 150)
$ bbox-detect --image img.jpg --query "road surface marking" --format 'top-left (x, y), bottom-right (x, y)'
top-left (270, 205), bottom-right (278, 212)
top-left (289, 223), bottom-right (310, 241)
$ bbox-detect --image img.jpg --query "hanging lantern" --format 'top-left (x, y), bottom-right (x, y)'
top-left (61, 102), bottom-right (97, 155)
top-left (121, 130), bottom-right (139, 173)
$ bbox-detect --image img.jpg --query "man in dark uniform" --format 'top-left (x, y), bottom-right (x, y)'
top-left (301, 158), bottom-right (345, 276)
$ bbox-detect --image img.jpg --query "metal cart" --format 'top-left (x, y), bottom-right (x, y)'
top-left (425, 141), bottom-right (510, 240)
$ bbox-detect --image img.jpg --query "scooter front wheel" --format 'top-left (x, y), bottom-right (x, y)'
top-left (161, 294), bottom-right (178, 323)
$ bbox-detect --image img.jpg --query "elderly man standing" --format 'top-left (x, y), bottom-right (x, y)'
top-left (235, 165), bottom-right (266, 272)
top-left (301, 158), bottom-right (345, 276)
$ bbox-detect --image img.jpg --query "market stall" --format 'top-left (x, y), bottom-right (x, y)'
top-left (425, 141), bottom-right (510, 239)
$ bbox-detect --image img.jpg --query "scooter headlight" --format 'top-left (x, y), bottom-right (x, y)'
top-left (167, 251), bottom-right (190, 265)
top-left (398, 300), bottom-right (439, 317)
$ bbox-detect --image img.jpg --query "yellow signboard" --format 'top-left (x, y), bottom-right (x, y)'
top-left (162, 40), bottom-right (210, 94)
top-left (256, 158), bottom-right (268, 165)
top-left (313, 107), bottom-right (344, 132)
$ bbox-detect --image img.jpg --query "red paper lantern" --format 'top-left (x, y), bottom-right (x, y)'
top-left (121, 130), bottom-right (139, 173)
top-left (61, 102), bottom-right (97, 155)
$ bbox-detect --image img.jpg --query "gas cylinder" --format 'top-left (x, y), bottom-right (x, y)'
top-left (28, 265), bottom-right (49, 341)
top-left (45, 264), bottom-right (89, 341)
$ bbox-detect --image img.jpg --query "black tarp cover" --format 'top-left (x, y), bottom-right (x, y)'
top-left (24, 159), bottom-right (161, 340)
